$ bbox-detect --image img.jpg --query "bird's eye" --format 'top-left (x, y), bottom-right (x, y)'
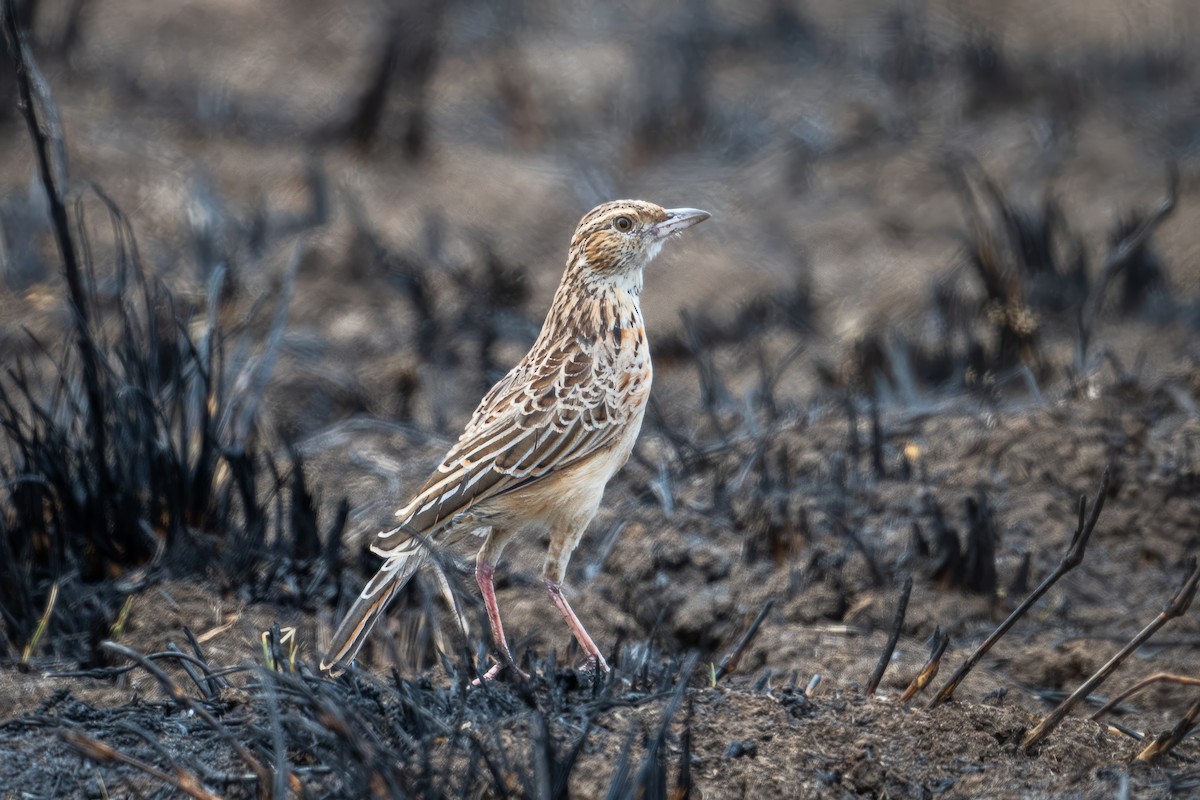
top-left (614, 216), bottom-right (633, 232)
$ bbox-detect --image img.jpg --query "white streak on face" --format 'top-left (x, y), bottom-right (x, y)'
top-left (644, 238), bottom-right (665, 262)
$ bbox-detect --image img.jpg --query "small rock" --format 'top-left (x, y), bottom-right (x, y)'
top-left (723, 740), bottom-right (758, 759)
top-left (782, 692), bottom-right (815, 718)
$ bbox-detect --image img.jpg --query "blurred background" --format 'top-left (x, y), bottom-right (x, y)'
top-left (4, 0), bottom-right (1199, 436)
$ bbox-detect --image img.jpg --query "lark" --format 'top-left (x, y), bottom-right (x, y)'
top-left (322, 200), bottom-right (710, 679)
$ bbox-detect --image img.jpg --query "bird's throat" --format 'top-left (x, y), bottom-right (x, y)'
top-left (543, 274), bottom-right (644, 348)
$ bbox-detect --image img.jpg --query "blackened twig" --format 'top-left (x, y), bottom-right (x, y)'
top-left (262, 671), bottom-right (293, 800)
top-left (1023, 557), bottom-right (1200, 749)
top-left (1135, 694), bottom-right (1200, 763)
top-left (116, 720), bottom-right (256, 786)
top-left (1, 1), bottom-right (77, 300)
top-left (634, 655), bottom-right (696, 791)
top-left (166, 642), bottom-right (214, 700)
top-left (1091, 672), bottom-right (1200, 722)
top-left (843, 398), bottom-right (860, 466)
top-left (870, 400), bottom-right (885, 478)
top-left (676, 697), bottom-right (694, 798)
top-left (100, 641), bottom-right (271, 787)
top-left (332, 5), bottom-right (440, 158)
top-left (929, 467), bottom-right (1110, 707)
top-left (900, 628), bottom-right (949, 703)
top-left (867, 576), bottom-right (913, 697)
top-left (1077, 165), bottom-right (1178, 371)
top-left (226, 240), bottom-right (302, 448)
top-left (834, 516), bottom-right (886, 588)
top-left (714, 599), bottom-right (774, 682)
top-left (2, 0), bottom-right (107, 486)
top-left (57, 729), bottom-right (224, 800)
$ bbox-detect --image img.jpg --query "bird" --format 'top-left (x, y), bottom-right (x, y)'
top-left (321, 200), bottom-right (711, 679)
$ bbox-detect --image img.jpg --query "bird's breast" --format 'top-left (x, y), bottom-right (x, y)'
top-left (612, 324), bottom-right (651, 400)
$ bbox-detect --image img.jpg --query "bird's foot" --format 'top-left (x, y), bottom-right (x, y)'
top-left (503, 649), bottom-right (531, 680)
top-left (543, 578), bottom-right (610, 675)
top-left (576, 652), bottom-right (610, 674)
top-left (470, 655), bottom-right (530, 686)
top-left (470, 661), bottom-right (506, 686)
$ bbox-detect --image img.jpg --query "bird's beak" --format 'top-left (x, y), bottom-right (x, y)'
top-left (649, 208), bottom-right (711, 240)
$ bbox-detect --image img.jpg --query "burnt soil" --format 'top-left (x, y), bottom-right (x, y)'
top-left (2, 1), bottom-right (1200, 798)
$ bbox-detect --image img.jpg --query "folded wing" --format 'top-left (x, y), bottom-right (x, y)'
top-left (372, 340), bottom-right (630, 553)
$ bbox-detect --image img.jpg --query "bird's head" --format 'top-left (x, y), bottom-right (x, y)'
top-left (566, 200), bottom-right (710, 293)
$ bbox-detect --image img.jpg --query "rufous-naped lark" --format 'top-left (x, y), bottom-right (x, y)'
top-left (322, 200), bottom-right (710, 679)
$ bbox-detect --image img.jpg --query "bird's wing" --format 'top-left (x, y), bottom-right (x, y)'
top-left (373, 339), bottom-right (635, 549)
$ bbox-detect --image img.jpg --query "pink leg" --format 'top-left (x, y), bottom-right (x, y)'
top-left (478, 662), bottom-right (505, 682)
top-left (474, 560), bottom-right (528, 681)
top-left (545, 578), bottom-right (610, 672)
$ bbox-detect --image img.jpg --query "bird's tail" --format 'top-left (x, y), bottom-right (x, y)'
top-left (321, 542), bottom-right (428, 675)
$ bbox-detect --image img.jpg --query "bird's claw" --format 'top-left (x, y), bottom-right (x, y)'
top-left (470, 655), bottom-right (530, 686)
top-left (576, 653), bottom-right (610, 674)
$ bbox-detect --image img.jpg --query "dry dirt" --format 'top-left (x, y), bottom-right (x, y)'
top-left (2, 0), bottom-right (1200, 797)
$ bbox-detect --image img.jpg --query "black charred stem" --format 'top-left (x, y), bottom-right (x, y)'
top-left (164, 642), bottom-right (212, 700)
top-left (714, 599), bottom-right (775, 683)
top-left (1022, 557), bottom-right (1200, 750)
top-left (900, 628), bottom-right (950, 703)
top-left (676, 697), bottom-right (694, 797)
top-left (755, 342), bottom-right (804, 420)
top-left (99, 641), bottom-right (272, 787)
top-left (1091, 672), bottom-right (1200, 722)
top-left (114, 720), bottom-right (253, 788)
top-left (1077, 164), bottom-right (1178, 373)
top-left (844, 397), bottom-right (861, 466)
top-left (2, 1), bottom-right (80, 321)
top-left (183, 626), bottom-right (231, 697)
top-left (632, 655), bottom-right (696, 796)
top-left (1135, 694), bottom-right (1200, 763)
top-left (925, 493), bottom-right (962, 587)
top-left (867, 575), bottom-right (913, 697)
top-left (929, 467), bottom-right (1110, 708)
top-left (333, 5), bottom-right (441, 158)
top-left (262, 672), bottom-right (292, 800)
top-left (962, 490), bottom-right (998, 596)
top-left (57, 730), bottom-right (221, 800)
top-left (834, 517), bottom-right (886, 588)
top-left (870, 400), bottom-right (886, 478)
top-left (1008, 551), bottom-right (1031, 598)
top-left (2, 0), bottom-right (109, 520)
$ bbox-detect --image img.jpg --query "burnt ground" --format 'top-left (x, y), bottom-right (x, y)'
top-left (3, 0), bottom-right (1200, 797)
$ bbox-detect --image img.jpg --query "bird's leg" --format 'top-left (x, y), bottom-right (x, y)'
top-left (473, 529), bottom-right (527, 681)
top-left (544, 578), bottom-right (609, 673)
top-left (475, 560), bottom-right (525, 678)
top-left (544, 523), bottom-right (609, 672)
